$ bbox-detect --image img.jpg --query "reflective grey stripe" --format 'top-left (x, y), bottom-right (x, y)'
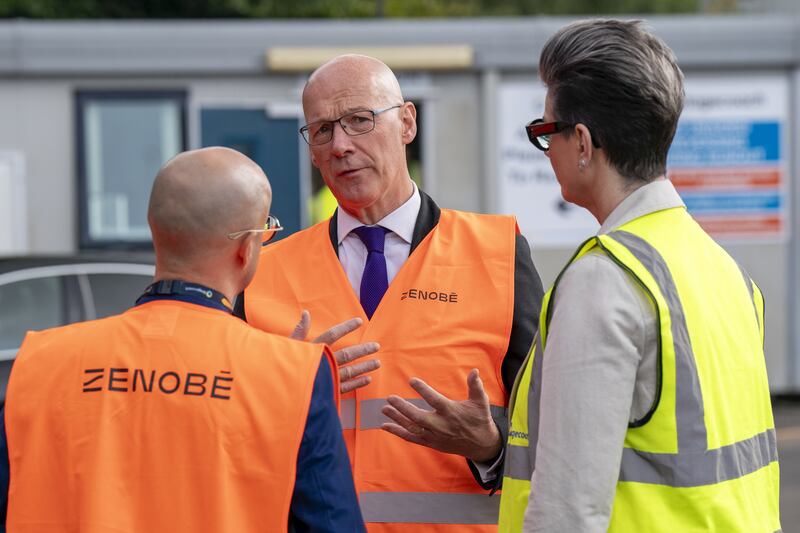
top-left (525, 333), bottom-right (545, 471)
top-left (489, 404), bottom-right (506, 427)
top-left (359, 398), bottom-right (505, 430)
top-left (340, 398), bottom-right (356, 430)
top-left (499, 328), bottom-right (549, 484)
top-left (504, 443), bottom-right (532, 481)
top-left (610, 230), bottom-right (706, 454)
top-left (360, 398), bottom-right (431, 429)
top-left (359, 491), bottom-right (500, 524)
top-left (502, 333), bottom-right (543, 482)
top-left (736, 263), bottom-right (762, 334)
top-left (607, 230), bottom-right (778, 486)
top-left (620, 428), bottom-right (778, 487)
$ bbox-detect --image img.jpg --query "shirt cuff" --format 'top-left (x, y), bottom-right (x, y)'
top-left (469, 447), bottom-right (505, 484)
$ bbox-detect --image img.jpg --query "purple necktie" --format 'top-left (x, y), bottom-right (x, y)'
top-left (353, 225), bottom-right (390, 319)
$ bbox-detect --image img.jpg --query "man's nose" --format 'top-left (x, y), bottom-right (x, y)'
top-left (330, 122), bottom-right (355, 156)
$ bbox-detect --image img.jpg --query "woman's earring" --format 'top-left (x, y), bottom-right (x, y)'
top-left (579, 159), bottom-right (587, 170)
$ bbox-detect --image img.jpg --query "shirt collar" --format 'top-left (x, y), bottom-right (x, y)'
top-left (599, 178), bottom-right (686, 234)
top-left (337, 181), bottom-right (421, 244)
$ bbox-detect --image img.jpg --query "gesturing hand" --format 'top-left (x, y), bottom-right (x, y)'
top-left (290, 310), bottom-right (381, 393)
top-left (380, 368), bottom-right (502, 463)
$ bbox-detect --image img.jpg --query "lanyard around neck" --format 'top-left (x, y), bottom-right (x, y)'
top-left (136, 279), bottom-right (233, 313)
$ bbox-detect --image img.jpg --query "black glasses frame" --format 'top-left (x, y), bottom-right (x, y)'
top-left (299, 104), bottom-right (403, 146)
top-left (525, 118), bottom-right (601, 152)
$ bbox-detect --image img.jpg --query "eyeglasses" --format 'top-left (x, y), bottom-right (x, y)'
top-left (525, 119), bottom-right (574, 152)
top-left (299, 104), bottom-right (403, 146)
top-left (525, 118), bottom-right (601, 152)
top-left (227, 214), bottom-right (284, 243)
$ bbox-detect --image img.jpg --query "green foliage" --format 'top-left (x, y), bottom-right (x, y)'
top-left (243, 0), bottom-right (377, 18)
top-left (384, 0), bottom-right (483, 17)
top-left (705, 0), bottom-right (738, 12)
top-left (0, 0), bottom-right (702, 19)
top-left (478, 0), bottom-right (699, 15)
top-left (1, 0), bottom-right (241, 18)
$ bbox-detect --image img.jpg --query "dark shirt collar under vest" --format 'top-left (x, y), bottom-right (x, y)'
top-left (328, 188), bottom-right (441, 257)
top-left (235, 189), bottom-right (442, 321)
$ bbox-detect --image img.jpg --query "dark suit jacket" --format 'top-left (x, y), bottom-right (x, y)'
top-left (235, 190), bottom-right (544, 490)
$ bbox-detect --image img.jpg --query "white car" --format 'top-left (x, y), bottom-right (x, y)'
top-left (0, 255), bottom-right (155, 402)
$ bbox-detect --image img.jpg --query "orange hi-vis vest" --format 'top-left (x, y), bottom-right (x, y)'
top-left (246, 209), bottom-right (516, 532)
top-left (5, 299), bottom-right (338, 533)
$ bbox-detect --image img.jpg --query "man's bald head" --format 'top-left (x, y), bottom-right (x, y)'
top-left (302, 54), bottom-right (404, 115)
top-left (300, 54), bottom-right (417, 224)
top-left (148, 147), bottom-right (270, 270)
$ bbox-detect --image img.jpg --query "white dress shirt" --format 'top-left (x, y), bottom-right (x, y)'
top-left (336, 183), bottom-right (421, 299)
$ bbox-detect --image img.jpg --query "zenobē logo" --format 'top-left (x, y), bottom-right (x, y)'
top-left (400, 288), bottom-right (458, 304)
top-left (82, 368), bottom-right (234, 400)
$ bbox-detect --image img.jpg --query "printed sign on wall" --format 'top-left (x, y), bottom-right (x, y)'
top-left (496, 74), bottom-right (791, 248)
top-left (667, 74), bottom-right (790, 241)
top-left (496, 81), bottom-right (598, 249)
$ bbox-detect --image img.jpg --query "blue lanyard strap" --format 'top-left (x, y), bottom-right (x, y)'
top-left (136, 279), bottom-right (233, 313)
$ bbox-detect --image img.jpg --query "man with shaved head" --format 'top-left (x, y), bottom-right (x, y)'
top-left (0, 147), bottom-right (365, 532)
top-left (239, 55), bottom-right (544, 531)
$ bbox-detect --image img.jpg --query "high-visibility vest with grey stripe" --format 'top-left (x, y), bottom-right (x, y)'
top-left (498, 206), bottom-right (781, 533)
top-left (246, 209), bottom-right (517, 531)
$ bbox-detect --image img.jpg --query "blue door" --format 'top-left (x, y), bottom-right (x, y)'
top-left (201, 108), bottom-right (303, 239)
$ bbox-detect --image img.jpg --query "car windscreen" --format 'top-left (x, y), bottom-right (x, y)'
top-left (0, 276), bottom-right (67, 351)
top-left (87, 273), bottom-right (152, 318)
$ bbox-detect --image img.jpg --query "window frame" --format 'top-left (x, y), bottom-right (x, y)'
top-left (75, 89), bottom-right (188, 250)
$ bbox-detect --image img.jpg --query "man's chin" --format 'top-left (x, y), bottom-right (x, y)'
top-left (336, 193), bottom-right (381, 215)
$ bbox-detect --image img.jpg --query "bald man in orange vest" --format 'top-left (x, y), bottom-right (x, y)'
top-left (237, 55), bottom-right (545, 532)
top-left (0, 147), bottom-right (365, 532)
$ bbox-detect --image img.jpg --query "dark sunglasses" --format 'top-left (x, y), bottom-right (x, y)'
top-left (525, 118), bottom-right (601, 152)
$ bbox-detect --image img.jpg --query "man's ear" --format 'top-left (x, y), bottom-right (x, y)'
top-left (237, 234), bottom-right (257, 270)
top-left (400, 102), bottom-right (418, 145)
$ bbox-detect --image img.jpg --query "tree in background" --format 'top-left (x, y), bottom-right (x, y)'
top-left (1, 0), bottom-right (715, 18)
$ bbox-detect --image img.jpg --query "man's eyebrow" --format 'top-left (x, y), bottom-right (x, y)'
top-left (308, 107), bottom-right (373, 123)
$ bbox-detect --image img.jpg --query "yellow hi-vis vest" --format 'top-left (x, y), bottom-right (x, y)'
top-left (498, 205), bottom-right (780, 533)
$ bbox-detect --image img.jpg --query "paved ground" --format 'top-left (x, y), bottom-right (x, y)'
top-left (775, 398), bottom-right (800, 532)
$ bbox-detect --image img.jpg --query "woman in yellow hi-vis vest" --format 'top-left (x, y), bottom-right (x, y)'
top-left (498, 20), bottom-right (780, 532)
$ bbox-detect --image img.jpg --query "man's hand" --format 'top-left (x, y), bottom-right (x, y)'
top-left (380, 368), bottom-right (502, 463)
top-left (291, 310), bottom-right (381, 393)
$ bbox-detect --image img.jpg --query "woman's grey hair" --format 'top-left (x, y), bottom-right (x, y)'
top-left (539, 19), bottom-right (684, 183)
